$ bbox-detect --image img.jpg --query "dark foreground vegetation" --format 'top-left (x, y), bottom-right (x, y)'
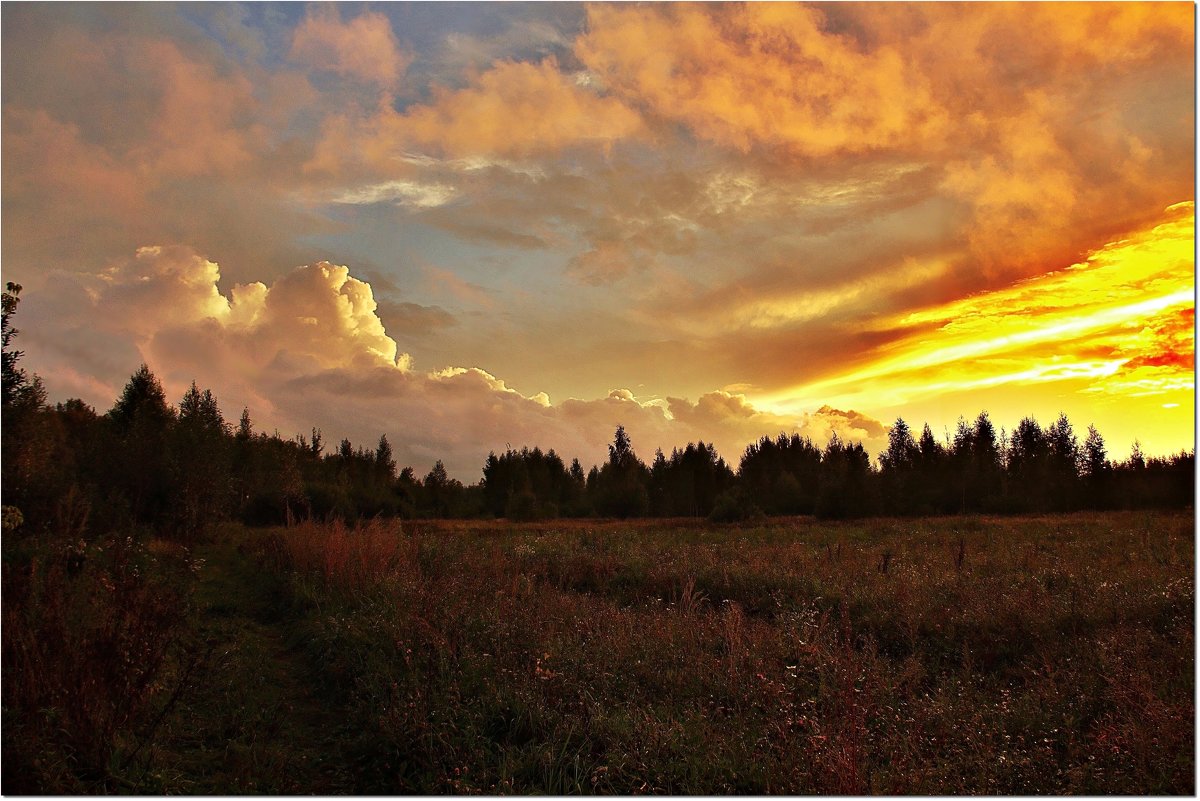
top-left (1, 283), bottom-right (1194, 793)
top-left (4, 514), bottom-right (1194, 793)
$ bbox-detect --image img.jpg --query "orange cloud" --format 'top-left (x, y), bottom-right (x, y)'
top-left (939, 93), bottom-right (1079, 278)
top-left (3, 107), bottom-right (137, 202)
top-left (577, 3), bottom-right (947, 158)
top-left (133, 38), bottom-right (263, 176)
top-left (2, 30), bottom-right (261, 179)
top-left (574, 2), bottom-right (1192, 285)
top-left (403, 58), bottom-right (642, 158)
top-left (5, 4), bottom-right (1192, 464)
top-left (289, 7), bottom-right (409, 89)
top-left (1121, 308), bottom-right (1195, 372)
top-left (307, 57), bottom-right (642, 177)
top-left (761, 202), bottom-right (1195, 412)
top-left (0, 18), bottom-right (321, 281)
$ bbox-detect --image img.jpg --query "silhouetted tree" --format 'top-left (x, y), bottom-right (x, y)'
top-left (591, 426), bottom-right (650, 517)
top-left (1045, 412), bottom-right (1081, 510)
top-left (1128, 440), bottom-right (1146, 471)
top-left (648, 441), bottom-right (734, 516)
top-left (236, 407), bottom-right (253, 441)
top-left (879, 417), bottom-right (920, 514)
top-left (425, 460), bottom-right (462, 517)
top-left (1081, 424), bottom-right (1111, 509)
top-left (609, 425), bottom-right (636, 469)
top-left (172, 382), bottom-right (232, 539)
top-left (972, 412), bottom-right (1004, 511)
top-left (913, 423), bottom-right (951, 513)
top-left (565, 458), bottom-right (590, 516)
top-left (815, 434), bottom-right (877, 519)
top-left (1007, 416), bottom-right (1049, 511)
top-left (739, 433), bottom-right (821, 514)
top-left (1, 282), bottom-right (39, 411)
top-left (2, 333), bottom-right (1192, 530)
top-left (482, 446), bottom-right (576, 519)
top-left (949, 412), bottom-right (1003, 512)
top-left (1, 284), bottom-right (52, 520)
top-left (107, 365), bottom-right (176, 526)
top-left (375, 435), bottom-right (396, 481)
top-left (242, 433), bottom-right (306, 525)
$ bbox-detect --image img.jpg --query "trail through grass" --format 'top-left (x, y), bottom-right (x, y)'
top-left (141, 531), bottom-right (356, 794)
top-left (262, 513), bottom-right (1193, 794)
top-left (101, 513), bottom-right (1192, 793)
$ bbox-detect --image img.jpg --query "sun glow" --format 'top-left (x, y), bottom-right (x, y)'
top-left (762, 202), bottom-right (1195, 453)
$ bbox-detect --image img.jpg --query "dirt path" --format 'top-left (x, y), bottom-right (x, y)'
top-left (142, 535), bottom-right (356, 794)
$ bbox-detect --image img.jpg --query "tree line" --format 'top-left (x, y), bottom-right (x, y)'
top-left (2, 282), bottom-right (1192, 539)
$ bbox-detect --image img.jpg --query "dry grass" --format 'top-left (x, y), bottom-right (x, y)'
top-left (2, 533), bottom-right (196, 792)
top-left (263, 511), bottom-right (1193, 793)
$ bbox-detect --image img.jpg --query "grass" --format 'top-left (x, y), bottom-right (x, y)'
top-left (3, 511), bottom-right (1193, 793)
top-left (261, 512), bottom-right (1193, 794)
top-left (138, 527), bottom-right (359, 793)
top-left (2, 531), bottom-right (196, 792)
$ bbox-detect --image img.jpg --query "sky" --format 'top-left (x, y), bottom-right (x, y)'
top-left (2, 2), bottom-right (1194, 480)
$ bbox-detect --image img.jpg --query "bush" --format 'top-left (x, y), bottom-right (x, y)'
top-left (505, 490), bottom-right (540, 521)
top-left (2, 531), bottom-right (192, 792)
top-left (708, 487), bottom-right (763, 523)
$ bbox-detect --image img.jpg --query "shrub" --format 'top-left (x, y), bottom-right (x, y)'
top-left (2, 532), bottom-right (192, 792)
top-left (708, 487), bottom-right (763, 523)
top-left (505, 490), bottom-right (540, 521)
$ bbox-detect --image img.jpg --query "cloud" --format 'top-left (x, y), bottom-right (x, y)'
top-left (307, 56), bottom-right (643, 177)
top-left (418, 211), bottom-right (549, 250)
top-left (570, 1), bottom-right (1192, 287)
top-left (761, 203), bottom-right (1196, 412)
top-left (1119, 308), bottom-right (1196, 373)
top-left (0, 10), bottom-right (327, 286)
top-left (423, 265), bottom-right (495, 309)
top-left (401, 57), bottom-right (643, 159)
top-left (2, 107), bottom-right (148, 266)
top-left (289, 7), bottom-right (409, 89)
top-left (939, 93), bottom-right (1079, 278)
top-left (434, 16), bottom-right (574, 76)
top-left (332, 179), bottom-right (458, 209)
top-left (23, 246), bottom-right (409, 397)
top-left (375, 301), bottom-right (457, 339)
top-left (5, 5), bottom-right (1192, 465)
top-left (20, 248), bottom-right (885, 479)
top-left (798, 406), bottom-right (889, 451)
top-left (566, 241), bottom-right (644, 285)
top-left (577, 3), bottom-right (948, 158)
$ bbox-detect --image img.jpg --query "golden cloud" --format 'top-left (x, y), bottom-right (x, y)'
top-left (574, 2), bottom-right (1192, 284)
top-left (577, 3), bottom-right (947, 158)
top-left (403, 58), bottom-right (642, 157)
top-left (762, 202), bottom-right (1195, 411)
top-left (290, 7), bottom-right (410, 89)
top-left (307, 57), bottom-right (643, 176)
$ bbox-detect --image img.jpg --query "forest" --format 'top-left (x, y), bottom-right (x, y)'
top-left (3, 305), bottom-right (1193, 538)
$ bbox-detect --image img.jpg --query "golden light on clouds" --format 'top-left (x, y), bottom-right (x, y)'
top-left (3, 3), bottom-right (1193, 474)
top-left (763, 202), bottom-right (1195, 452)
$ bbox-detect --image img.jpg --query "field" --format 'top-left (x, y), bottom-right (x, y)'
top-left (3, 512), bottom-right (1194, 794)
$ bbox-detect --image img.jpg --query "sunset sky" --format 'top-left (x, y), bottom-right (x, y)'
top-left (3, 2), bottom-right (1194, 479)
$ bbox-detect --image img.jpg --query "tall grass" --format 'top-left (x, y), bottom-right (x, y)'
top-left (263, 512), bottom-right (1193, 794)
top-left (2, 532), bottom-right (196, 792)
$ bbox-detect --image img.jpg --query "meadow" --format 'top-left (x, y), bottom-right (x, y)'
top-left (3, 512), bottom-right (1193, 794)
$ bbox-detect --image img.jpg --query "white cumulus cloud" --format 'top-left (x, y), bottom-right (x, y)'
top-left (20, 248), bottom-right (886, 478)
